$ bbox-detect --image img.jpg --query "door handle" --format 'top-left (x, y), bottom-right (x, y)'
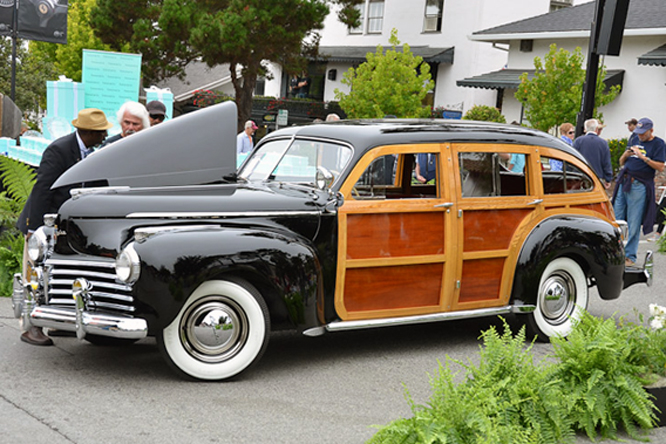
top-left (434, 202), bottom-right (454, 208)
top-left (527, 199), bottom-right (543, 206)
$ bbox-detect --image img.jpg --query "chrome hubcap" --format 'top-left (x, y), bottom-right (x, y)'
top-left (180, 296), bottom-right (248, 363)
top-left (539, 271), bottom-right (575, 325)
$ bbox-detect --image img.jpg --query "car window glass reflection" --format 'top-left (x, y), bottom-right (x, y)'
top-left (459, 152), bottom-right (527, 197)
top-left (239, 139), bottom-right (352, 184)
top-left (353, 153), bottom-right (438, 200)
top-left (541, 156), bottom-right (594, 194)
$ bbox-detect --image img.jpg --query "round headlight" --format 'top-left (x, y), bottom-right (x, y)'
top-left (27, 228), bottom-right (49, 263)
top-left (115, 243), bottom-right (141, 284)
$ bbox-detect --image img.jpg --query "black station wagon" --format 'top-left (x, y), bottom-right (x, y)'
top-left (13, 102), bottom-right (652, 380)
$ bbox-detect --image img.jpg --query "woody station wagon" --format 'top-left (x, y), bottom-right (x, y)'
top-left (13, 102), bottom-right (652, 381)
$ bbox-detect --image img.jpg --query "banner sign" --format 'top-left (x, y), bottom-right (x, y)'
top-left (82, 49), bottom-right (142, 119)
top-left (0, 0), bottom-right (14, 37)
top-left (18, 0), bottom-right (68, 44)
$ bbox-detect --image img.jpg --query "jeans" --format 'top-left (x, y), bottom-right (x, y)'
top-left (614, 181), bottom-right (646, 262)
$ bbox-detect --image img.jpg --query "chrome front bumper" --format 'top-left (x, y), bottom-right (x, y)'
top-left (12, 273), bottom-right (147, 340)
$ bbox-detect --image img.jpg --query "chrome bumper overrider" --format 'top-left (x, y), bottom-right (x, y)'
top-left (12, 273), bottom-right (147, 340)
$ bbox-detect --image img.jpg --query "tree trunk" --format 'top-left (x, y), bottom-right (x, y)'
top-left (230, 63), bottom-right (257, 133)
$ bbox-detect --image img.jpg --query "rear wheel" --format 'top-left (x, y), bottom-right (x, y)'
top-left (526, 257), bottom-right (588, 341)
top-left (158, 279), bottom-right (269, 381)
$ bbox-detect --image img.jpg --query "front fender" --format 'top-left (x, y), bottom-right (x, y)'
top-left (130, 227), bottom-right (322, 333)
top-left (512, 215), bottom-right (624, 304)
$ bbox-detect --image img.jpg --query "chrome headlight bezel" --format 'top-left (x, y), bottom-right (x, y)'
top-left (115, 243), bottom-right (141, 284)
top-left (27, 227), bottom-right (50, 263)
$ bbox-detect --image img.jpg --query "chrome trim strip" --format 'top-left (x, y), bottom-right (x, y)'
top-left (28, 306), bottom-right (147, 339)
top-left (51, 279), bottom-right (131, 292)
top-left (46, 259), bottom-right (116, 268)
top-left (48, 290), bottom-right (134, 303)
top-left (135, 225), bottom-right (220, 242)
top-left (321, 306), bottom-right (535, 333)
top-left (126, 211), bottom-right (321, 219)
top-left (70, 186), bottom-right (131, 197)
top-left (51, 269), bottom-right (119, 280)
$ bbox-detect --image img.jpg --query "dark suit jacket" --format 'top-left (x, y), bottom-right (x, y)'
top-left (573, 132), bottom-right (613, 183)
top-left (17, 132), bottom-right (82, 234)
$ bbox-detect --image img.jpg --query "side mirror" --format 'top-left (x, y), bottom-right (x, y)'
top-left (316, 166), bottom-right (334, 190)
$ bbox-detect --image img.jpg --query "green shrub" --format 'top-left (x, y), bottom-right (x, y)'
top-left (368, 320), bottom-right (574, 444)
top-left (546, 312), bottom-right (655, 440)
top-left (607, 137), bottom-right (628, 175)
top-left (462, 105), bottom-right (506, 124)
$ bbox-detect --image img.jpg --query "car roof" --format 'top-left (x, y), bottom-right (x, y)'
top-left (261, 119), bottom-right (588, 165)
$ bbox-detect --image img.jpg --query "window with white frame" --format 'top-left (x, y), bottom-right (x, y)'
top-left (424, 0), bottom-right (444, 32)
top-left (367, 0), bottom-right (384, 33)
top-left (348, 0), bottom-right (384, 34)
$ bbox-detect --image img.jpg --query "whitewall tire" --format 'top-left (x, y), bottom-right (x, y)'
top-left (158, 279), bottom-right (269, 381)
top-left (527, 257), bottom-right (588, 341)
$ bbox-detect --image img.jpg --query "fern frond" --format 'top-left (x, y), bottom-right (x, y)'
top-left (0, 156), bottom-right (36, 206)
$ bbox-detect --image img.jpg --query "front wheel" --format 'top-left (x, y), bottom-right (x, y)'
top-left (526, 257), bottom-right (588, 342)
top-left (158, 279), bottom-right (270, 381)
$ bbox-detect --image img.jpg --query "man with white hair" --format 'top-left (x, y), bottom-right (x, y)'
top-left (237, 120), bottom-right (258, 154)
top-left (573, 118), bottom-right (612, 189)
top-left (103, 101), bottom-right (150, 146)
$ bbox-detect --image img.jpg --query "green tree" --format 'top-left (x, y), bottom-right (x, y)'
top-left (0, 37), bottom-right (56, 121)
top-left (90, 0), bottom-right (362, 130)
top-left (31, 0), bottom-right (115, 82)
top-left (514, 44), bottom-right (620, 133)
top-left (335, 29), bottom-right (434, 119)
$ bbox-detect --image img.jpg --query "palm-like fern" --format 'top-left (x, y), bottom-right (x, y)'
top-left (0, 156), bottom-right (36, 296)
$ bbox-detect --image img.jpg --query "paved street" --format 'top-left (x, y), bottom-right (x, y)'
top-left (1, 240), bottom-right (665, 444)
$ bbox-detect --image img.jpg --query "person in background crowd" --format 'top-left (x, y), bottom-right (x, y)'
top-left (146, 100), bottom-right (166, 126)
top-left (626, 118), bottom-right (639, 147)
top-left (297, 71), bottom-right (310, 98)
top-left (237, 120), bottom-right (258, 154)
top-left (573, 119), bottom-right (612, 189)
top-left (17, 108), bottom-right (112, 346)
top-left (289, 74), bottom-right (300, 98)
top-left (325, 113), bottom-right (340, 122)
top-left (103, 101), bottom-right (150, 146)
top-left (613, 117), bottom-right (666, 267)
top-left (559, 122), bottom-right (575, 146)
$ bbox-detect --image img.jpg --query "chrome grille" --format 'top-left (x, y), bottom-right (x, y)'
top-left (44, 258), bottom-right (135, 313)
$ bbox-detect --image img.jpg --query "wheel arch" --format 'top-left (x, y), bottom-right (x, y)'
top-left (131, 227), bottom-right (323, 333)
top-left (510, 215), bottom-right (624, 305)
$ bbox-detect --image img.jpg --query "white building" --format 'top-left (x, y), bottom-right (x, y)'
top-left (262, 0), bottom-right (585, 115)
top-left (464, 0), bottom-right (666, 140)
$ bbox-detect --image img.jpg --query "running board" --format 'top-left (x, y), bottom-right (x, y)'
top-left (302, 305), bottom-right (536, 337)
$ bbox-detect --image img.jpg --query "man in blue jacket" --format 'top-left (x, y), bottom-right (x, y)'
top-left (573, 119), bottom-right (613, 188)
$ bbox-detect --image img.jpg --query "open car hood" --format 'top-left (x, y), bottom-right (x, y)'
top-left (53, 101), bottom-right (238, 188)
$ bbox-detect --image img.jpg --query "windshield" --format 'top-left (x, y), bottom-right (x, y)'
top-left (239, 138), bottom-right (352, 184)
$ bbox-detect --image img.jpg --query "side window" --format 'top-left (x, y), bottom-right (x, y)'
top-left (353, 152), bottom-right (438, 200)
top-left (541, 156), bottom-right (594, 194)
top-left (459, 152), bottom-right (527, 197)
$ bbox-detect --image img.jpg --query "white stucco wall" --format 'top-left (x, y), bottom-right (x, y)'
top-left (312, 0), bottom-right (586, 113)
top-left (495, 36), bottom-right (666, 140)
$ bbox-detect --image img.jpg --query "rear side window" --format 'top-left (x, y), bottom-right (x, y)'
top-left (459, 152), bottom-right (527, 197)
top-left (541, 156), bottom-right (594, 194)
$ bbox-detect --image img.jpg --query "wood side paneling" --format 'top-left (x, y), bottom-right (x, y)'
top-left (346, 213), bottom-right (444, 259)
top-left (459, 258), bottom-right (504, 303)
top-left (463, 209), bottom-right (531, 252)
top-left (344, 263), bottom-right (442, 312)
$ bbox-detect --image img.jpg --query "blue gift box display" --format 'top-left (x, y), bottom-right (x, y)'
top-left (46, 80), bottom-right (85, 124)
top-left (145, 86), bottom-right (174, 121)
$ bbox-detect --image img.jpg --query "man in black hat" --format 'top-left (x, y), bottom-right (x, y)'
top-left (146, 100), bottom-right (167, 126)
top-left (18, 108), bottom-right (112, 345)
top-left (613, 117), bottom-right (666, 267)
